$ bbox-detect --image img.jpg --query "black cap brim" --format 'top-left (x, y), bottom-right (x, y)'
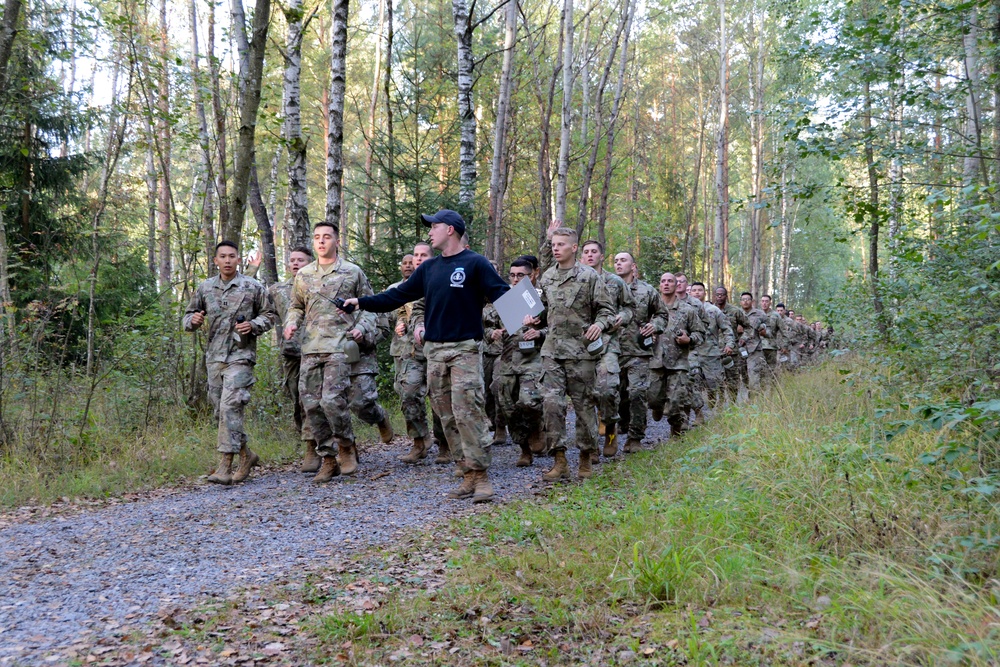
top-left (420, 213), bottom-right (437, 227)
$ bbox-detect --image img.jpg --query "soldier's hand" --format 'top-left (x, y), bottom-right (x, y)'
top-left (758, 325), bottom-right (767, 335)
top-left (247, 249), bottom-right (262, 267)
top-left (723, 345), bottom-right (734, 355)
top-left (284, 324), bottom-right (297, 340)
top-left (675, 332), bottom-right (691, 345)
top-left (736, 325), bottom-right (744, 334)
top-left (547, 217), bottom-right (562, 239)
top-left (523, 328), bottom-right (540, 341)
top-left (523, 315), bottom-right (541, 326)
top-left (394, 320), bottom-right (406, 336)
top-left (414, 325), bottom-right (425, 345)
top-left (235, 320), bottom-right (253, 335)
top-left (189, 310), bottom-right (206, 328)
top-left (339, 297), bottom-right (360, 312)
top-left (491, 329), bottom-right (505, 341)
top-left (639, 322), bottom-right (656, 337)
top-left (584, 324), bottom-right (603, 341)
top-left (350, 328), bottom-right (364, 341)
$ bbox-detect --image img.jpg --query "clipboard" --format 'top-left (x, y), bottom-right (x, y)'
top-left (493, 278), bottom-right (545, 334)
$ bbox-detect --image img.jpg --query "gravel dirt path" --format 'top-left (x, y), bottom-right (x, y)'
top-left (0, 413), bottom-right (673, 665)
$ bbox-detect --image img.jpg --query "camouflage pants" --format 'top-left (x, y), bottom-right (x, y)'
top-left (616, 355), bottom-right (650, 441)
top-left (281, 354), bottom-right (312, 440)
top-left (425, 340), bottom-right (491, 471)
top-left (700, 356), bottom-right (724, 393)
top-left (541, 356), bottom-right (598, 453)
top-left (746, 350), bottom-right (766, 391)
top-left (299, 352), bottom-right (354, 457)
top-left (596, 349), bottom-right (621, 424)
top-left (494, 367), bottom-right (543, 447)
top-left (762, 349), bottom-right (779, 383)
top-left (648, 367), bottom-right (695, 434)
top-left (349, 371), bottom-right (387, 427)
top-left (207, 361), bottom-right (255, 454)
top-left (393, 354), bottom-right (430, 440)
top-left (723, 353), bottom-right (742, 398)
top-left (482, 353), bottom-right (507, 435)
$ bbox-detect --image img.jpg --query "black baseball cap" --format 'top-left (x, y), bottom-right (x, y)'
top-left (420, 209), bottom-right (466, 237)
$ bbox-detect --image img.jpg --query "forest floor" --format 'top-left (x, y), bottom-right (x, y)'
top-left (2, 362), bottom-right (996, 666)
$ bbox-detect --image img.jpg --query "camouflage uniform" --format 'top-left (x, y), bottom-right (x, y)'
top-left (492, 298), bottom-right (546, 449)
top-left (595, 271), bottom-right (635, 426)
top-left (183, 273), bottom-right (276, 453)
top-left (387, 285), bottom-right (430, 440)
top-left (648, 298), bottom-right (705, 435)
top-left (737, 306), bottom-right (770, 391)
top-left (269, 279), bottom-right (310, 441)
top-left (348, 312), bottom-right (390, 427)
top-left (721, 303), bottom-right (750, 395)
top-left (616, 278), bottom-right (667, 443)
top-left (760, 308), bottom-right (781, 381)
top-left (538, 263), bottom-right (615, 454)
top-left (425, 340), bottom-right (492, 470)
top-left (284, 258), bottom-right (377, 457)
top-left (775, 313), bottom-right (798, 370)
top-left (698, 301), bottom-right (736, 397)
top-left (678, 294), bottom-right (712, 411)
top-left (482, 303), bottom-right (508, 440)
top-left (409, 299), bottom-right (451, 448)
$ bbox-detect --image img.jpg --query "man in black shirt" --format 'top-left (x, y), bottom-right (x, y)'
top-left (341, 210), bottom-right (509, 503)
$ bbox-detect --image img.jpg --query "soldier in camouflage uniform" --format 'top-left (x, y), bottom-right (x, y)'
top-left (648, 272), bottom-right (706, 437)
top-left (348, 310), bottom-right (394, 441)
top-left (267, 247), bottom-right (318, 472)
top-left (537, 228), bottom-right (616, 481)
top-left (689, 282), bottom-right (735, 409)
top-left (482, 300), bottom-right (509, 447)
top-left (675, 274), bottom-right (711, 421)
top-left (759, 295), bottom-right (780, 383)
top-left (580, 240), bottom-right (635, 459)
top-left (284, 223), bottom-right (379, 483)
top-left (715, 286), bottom-right (750, 399)
top-left (492, 258), bottom-right (547, 467)
top-left (613, 252), bottom-right (666, 453)
top-left (737, 292), bottom-right (770, 391)
top-left (389, 254), bottom-right (432, 463)
top-left (183, 241), bottom-right (276, 485)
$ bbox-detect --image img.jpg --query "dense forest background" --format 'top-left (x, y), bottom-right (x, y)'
top-left (0, 0), bottom-right (996, 467)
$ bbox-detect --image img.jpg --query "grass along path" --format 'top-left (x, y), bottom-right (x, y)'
top-left (99, 361), bottom-right (998, 665)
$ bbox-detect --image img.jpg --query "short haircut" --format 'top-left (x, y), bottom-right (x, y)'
top-left (581, 239), bottom-right (604, 254)
top-left (414, 241), bottom-right (432, 252)
top-left (762, 294), bottom-right (772, 300)
top-left (313, 221), bottom-right (339, 235)
top-left (215, 240), bottom-right (238, 254)
top-left (517, 254), bottom-right (539, 270)
top-left (741, 291), bottom-right (753, 298)
top-left (691, 281), bottom-right (705, 288)
top-left (551, 227), bottom-right (578, 244)
top-left (676, 273), bottom-right (688, 280)
top-left (289, 246), bottom-right (313, 257)
top-left (776, 302), bottom-right (786, 309)
top-left (615, 251), bottom-right (635, 262)
top-left (715, 286), bottom-right (728, 294)
top-left (401, 253), bottom-right (414, 260)
top-left (510, 258), bottom-right (533, 271)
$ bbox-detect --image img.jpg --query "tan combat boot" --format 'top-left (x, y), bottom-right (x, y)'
top-left (528, 429), bottom-right (546, 455)
top-left (313, 455), bottom-right (340, 483)
top-left (602, 424), bottom-right (618, 458)
top-left (232, 446), bottom-right (260, 483)
top-left (453, 462), bottom-right (465, 478)
top-left (377, 417), bottom-right (394, 443)
top-left (472, 470), bottom-right (494, 504)
top-left (447, 470), bottom-right (476, 499)
top-left (338, 441), bottom-right (359, 476)
top-left (434, 438), bottom-right (452, 464)
top-left (207, 453), bottom-right (234, 485)
top-left (515, 442), bottom-right (533, 467)
top-left (591, 450), bottom-right (601, 465)
top-left (398, 437), bottom-right (427, 464)
top-left (300, 440), bottom-right (321, 473)
top-left (624, 438), bottom-right (641, 454)
top-left (578, 450), bottom-right (594, 479)
top-left (542, 450), bottom-right (569, 481)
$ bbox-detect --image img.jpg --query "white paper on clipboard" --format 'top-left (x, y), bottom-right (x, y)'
top-left (493, 278), bottom-right (545, 334)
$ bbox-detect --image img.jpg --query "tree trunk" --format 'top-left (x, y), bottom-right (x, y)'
top-left (190, 0), bottom-right (217, 275)
top-left (283, 0), bottom-right (311, 251)
top-left (144, 114), bottom-right (158, 278)
top-left (226, 0), bottom-right (272, 248)
top-left (486, 0), bottom-right (517, 260)
top-left (0, 0), bottom-right (23, 95)
top-left (208, 0), bottom-right (230, 242)
top-left (325, 0), bottom-right (349, 229)
top-left (779, 160), bottom-right (793, 300)
top-left (156, 0), bottom-right (172, 291)
top-left (522, 3), bottom-right (560, 244)
top-left (747, 8), bottom-right (765, 299)
top-left (712, 0), bottom-right (729, 290)
top-left (249, 162), bottom-right (278, 284)
top-left (362, 0), bottom-right (385, 260)
top-left (384, 0), bottom-right (396, 232)
top-left (554, 0), bottom-right (573, 224)
top-left (595, 0), bottom-right (635, 249)
top-left (863, 80), bottom-right (887, 338)
top-left (453, 0), bottom-right (477, 218)
top-left (963, 8), bottom-right (988, 192)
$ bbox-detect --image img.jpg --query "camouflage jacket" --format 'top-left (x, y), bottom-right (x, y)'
top-left (183, 273), bottom-right (276, 364)
top-left (269, 279), bottom-right (302, 357)
top-left (650, 297), bottom-right (705, 371)
top-left (679, 295), bottom-right (713, 366)
top-left (538, 263), bottom-right (616, 360)
top-left (760, 309), bottom-right (781, 350)
top-left (284, 258), bottom-right (378, 356)
top-left (700, 302), bottom-right (735, 359)
top-left (386, 280), bottom-right (415, 358)
top-left (598, 270), bottom-right (636, 355)
top-left (496, 286), bottom-right (547, 375)
top-left (736, 307), bottom-right (768, 354)
top-left (618, 278), bottom-right (667, 359)
top-left (350, 314), bottom-right (388, 377)
top-left (482, 303), bottom-right (504, 357)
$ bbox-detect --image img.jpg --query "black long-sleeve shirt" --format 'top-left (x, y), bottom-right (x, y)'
top-left (359, 249), bottom-right (509, 342)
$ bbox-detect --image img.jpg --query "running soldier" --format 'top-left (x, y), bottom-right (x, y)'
top-left (183, 241), bottom-right (276, 485)
top-left (689, 281), bottom-right (735, 409)
top-left (737, 292), bottom-right (770, 391)
top-left (714, 286), bottom-right (750, 399)
top-left (759, 295), bottom-right (780, 383)
top-left (482, 299), bottom-right (509, 447)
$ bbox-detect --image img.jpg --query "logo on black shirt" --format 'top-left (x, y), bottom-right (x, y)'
top-left (450, 267), bottom-right (466, 288)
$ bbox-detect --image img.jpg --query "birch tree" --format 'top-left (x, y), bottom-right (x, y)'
top-left (554, 0), bottom-right (573, 224)
top-left (325, 0), bottom-right (349, 229)
top-left (282, 0), bottom-right (314, 250)
top-left (453, 0), bottom-right (477, 217)
top-left (712, 0), bottom-right (729, 289)
top-left (486, 0), bottom-right (517, 260)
